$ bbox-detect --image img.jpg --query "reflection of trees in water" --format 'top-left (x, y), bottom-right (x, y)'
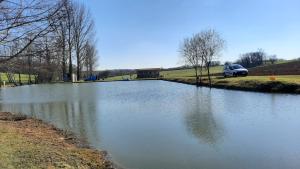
top-left (0, 100), bottom-right (102, 145)
top-left (184, 90), bottom-right (224, 144)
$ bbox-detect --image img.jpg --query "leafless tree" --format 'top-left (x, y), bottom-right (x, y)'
top-left (200, 29), bottom-right (225, 87)
top-left (61, 0), bottom-right (74, 81)
top-left (192, 33), bottom-right (206, 84)
top-left (181, 29), bottom-right (225, 86)
top-left (269, 55), bottom-right (277, 64)
top-left (53, 9), bottom-right (68, 79)
top-left (72, 2), bottom-right (94, 80)
top-left (180, 37), bottom-right (201, 84)
top-left (0, 0), bottom-right (99, 83)
top-left (0, 0), bottom-right (63, 62)
top-left (83, 40), bottom-right (98, 75)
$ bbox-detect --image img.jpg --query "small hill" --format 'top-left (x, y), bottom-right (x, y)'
top-left (248, 60), bottom-right (300, 76)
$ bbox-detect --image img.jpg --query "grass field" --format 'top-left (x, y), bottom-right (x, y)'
top-left (166, 75), bottom-right (300, 85)
top-left (104, 74), bottom-right (137, 81)
top-left (163, 75), bottom-right (300, 93)
top-left (0, 73), bottom-right (35, 85)
top-left (215, 75), bottom-right (300, 85)
top-left (101, 61), bottom-right (300, 93)
top-left (103, 66), bottom-right (223, 81)
top-left (161, 66), bottom-right (223, 78)
top-left (104, 65), bottom-right (300, 85)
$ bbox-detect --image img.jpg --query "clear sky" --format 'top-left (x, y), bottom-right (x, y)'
top-left (80, 0), bottom-right (300, 70)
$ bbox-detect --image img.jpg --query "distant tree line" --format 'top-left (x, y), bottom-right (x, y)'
top-left (235, 49), bottom-right (278, 68)
top-left (0, 0), bottom-right (98, 83)
top-left (163, 61), bottom-right (221, 71)
top-left (180, 29), bottom-right (225, 86)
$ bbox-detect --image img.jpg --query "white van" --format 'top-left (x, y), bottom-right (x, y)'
top-left (223, 64), bottom-right (248, 77)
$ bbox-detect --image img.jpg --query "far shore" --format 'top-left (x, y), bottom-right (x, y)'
top-left (2, 75), bottom-right (300, 94)
top-left (161, 76), bottom-right (300, 94)
top-left (0, 112), bottom-right (115, 169)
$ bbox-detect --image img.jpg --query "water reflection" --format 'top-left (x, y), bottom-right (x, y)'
top-left (0, 100), bottom-right (101, 144)
top-left (0, 81), bottom-right (300, 169)
top-left (184, 89), bottom-right (224, 144)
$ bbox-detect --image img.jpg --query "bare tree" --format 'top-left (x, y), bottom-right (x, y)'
top-left (236, 49), bottom-right (267, 68)
top-left (269, 55), bottom-right (277, 64)
top-left (53, 12), bottom-right (68, 80)
top-left (193, 34), bottom-right (206, 84)
top-left (84, 40), bottom-right (98, 75)
top-left (200, 29), bottom-right (225, 87)
top-left (0, 0), bottom-right (63, 62)
top-left (180, 37), bottom-right (201, 84)
top-left (180, 30), bottom-right (223, 85)
top-left (61, 0), bottom-right (75, 81)
top-left (0, 0), bottom-right (99, 84)
top-left (72, 2), bottom-right (94, 80)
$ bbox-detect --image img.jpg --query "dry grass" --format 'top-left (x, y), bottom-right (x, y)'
top-left (0, 112), bottom-right (113, 169)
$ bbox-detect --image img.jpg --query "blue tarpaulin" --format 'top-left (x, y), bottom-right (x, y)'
top-left (85, 75), bottom-right (97, 81)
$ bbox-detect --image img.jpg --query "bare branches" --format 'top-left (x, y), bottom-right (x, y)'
top-left (72, 2), bottom-right (94, 80)
top-left (0, 0), bottom-right (64, 62)
top-left (0, 0), bottom-right (99, 83)
top-left (83, 40), bottom-right (98, 75)
top-left (180, 29), bottom-right (225, 86)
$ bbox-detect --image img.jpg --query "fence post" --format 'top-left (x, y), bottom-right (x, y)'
top-left (0, 73), bottom-right (2, 87)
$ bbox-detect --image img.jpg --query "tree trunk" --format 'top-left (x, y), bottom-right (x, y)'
top-left (28, 74), bottom-right (31, 84)
top-left (62, 38), bottom-right (66, 81)
top-left (194, 67), bottom-right (198, 85)
top-left (69, 51), bottom-right (72, 81)
top-left (199, 61), bottom-right (203, 84)
top-left (207, 63), bottom-right (211, 88)
top-left (19, 72), bottom-right (21, 85)
top-left (0, 73), bottom-right (2, 87)
top-left (68, 22), bottom-right (72, 82)
top-left (76, 51), bottom-right (80, 81)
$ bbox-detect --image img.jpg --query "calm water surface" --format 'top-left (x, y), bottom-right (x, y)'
top-left (0, 81), bottom-right (300, 169)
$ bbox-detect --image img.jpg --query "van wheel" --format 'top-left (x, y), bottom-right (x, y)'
top-left (233, 73), bottom-right (237, 77)
top-left (223, 73), bottom-right (227, 78)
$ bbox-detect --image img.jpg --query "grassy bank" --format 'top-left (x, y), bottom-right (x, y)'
top-left (163, 75), bottom-right (300, 94)
top-left (161, 66), bottom-right (223, 78)
top-left (0, 73), bottom-right (35, 86)
top-left (103, 64), bottom-right (300, 94)
top-left (0, 112), bottom-right (113, 169)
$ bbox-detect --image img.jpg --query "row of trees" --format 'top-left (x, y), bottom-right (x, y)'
top-left (235, 49), bottom-right (278, 68)
top-left (0, 0), bottom-right (98, 83)
top-left (180, 29), bottom-right (225, 86)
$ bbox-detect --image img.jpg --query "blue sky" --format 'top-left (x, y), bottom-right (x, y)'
top-left (80, 0), bottom-right (300, 70)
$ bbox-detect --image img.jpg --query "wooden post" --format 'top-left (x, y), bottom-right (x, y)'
top-left (19, 73), bottom-right (21, 85)
top-left (0, 73), bottom-right (2, 87)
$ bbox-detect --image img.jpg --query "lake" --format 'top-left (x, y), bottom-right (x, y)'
top-left (0, 80), bottom-right (300, 169)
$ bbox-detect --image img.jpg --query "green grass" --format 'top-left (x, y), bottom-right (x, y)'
top-left (161, 66), bottom-right (223, 78)
top-left (160, 65), bottom-right (300, 93)
top-left (214, 75), bottom-right (300, 85)
top-left (161, 60), bottom-right (295, 79)
top-left (160, 64), bottom-right (300, 85)
top-left (104, 74), bottom-right (137, 81)
top-left (164, 75), bottom-right (300, 85)
top-left (164, 75), bottom-right (300, 93)
top-left (0, 73), bottom-right (35, 85)
top-left (101, 62), bottom-right (300, 90)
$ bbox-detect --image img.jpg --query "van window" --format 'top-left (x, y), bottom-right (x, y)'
top-left (232, 65), bottom-right (243, 69)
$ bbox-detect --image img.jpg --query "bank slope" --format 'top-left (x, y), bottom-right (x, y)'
top-left (0, 112), bottom-right (113, 169)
